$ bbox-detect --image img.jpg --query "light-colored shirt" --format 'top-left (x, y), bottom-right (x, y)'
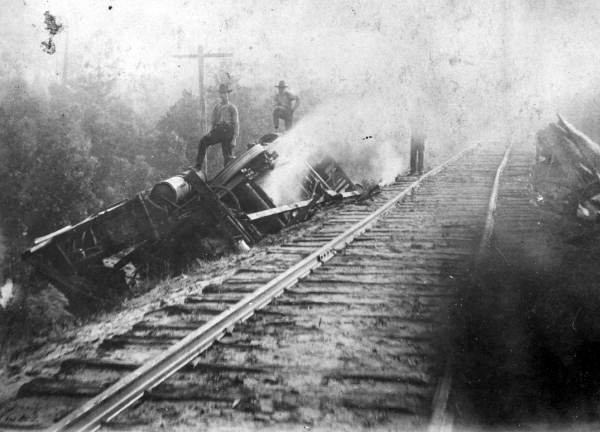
top-left (212, 102), bottom-right (239, 136)
top-left (273, 90), bottom-right (299, 110)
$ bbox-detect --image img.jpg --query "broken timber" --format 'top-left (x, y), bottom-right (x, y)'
top-left (22, 141), bottom-right (358, 304)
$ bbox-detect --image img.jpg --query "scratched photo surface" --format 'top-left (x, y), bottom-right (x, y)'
top-left (2, 1), bottom-right (600, 431)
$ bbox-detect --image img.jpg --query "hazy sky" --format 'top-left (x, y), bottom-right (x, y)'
top-left (3, 0), bottom-right (600, 147)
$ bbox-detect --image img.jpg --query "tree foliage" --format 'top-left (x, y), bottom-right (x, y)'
top-left (0, 80), bottom-right (98, 242)
top-left (0, 63), bottom-right (322, 359)
top-left (154, 90), bottom-right (200, 173)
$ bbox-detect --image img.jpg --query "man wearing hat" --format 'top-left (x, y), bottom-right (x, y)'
top-left (273, 80), bottom-right (300, 132)
top-left (196, 83), bottom-right (239, 170)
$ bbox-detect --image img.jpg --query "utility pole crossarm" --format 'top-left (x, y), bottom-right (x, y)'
top-left (172, 53), bottom-right (232, 59)
top-left (204, 53), bottom-right (233, 58)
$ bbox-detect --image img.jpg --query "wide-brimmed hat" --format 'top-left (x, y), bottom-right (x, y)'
top-left (275, 80), bottom-right (288, 88)
top-left (218, 83), bottom-right (232, 93)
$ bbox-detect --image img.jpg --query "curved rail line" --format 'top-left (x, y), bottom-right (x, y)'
top-left (427, 143), bottom-right (513, 432)
top-left (478, 145), bottom-right (513, 256)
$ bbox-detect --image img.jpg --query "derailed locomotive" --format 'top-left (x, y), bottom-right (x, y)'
top-left (23, 137), bottom-right (358, 304)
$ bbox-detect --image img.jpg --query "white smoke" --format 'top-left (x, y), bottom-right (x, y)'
top-left (0, 227), bottom-right (10, 310)
top-left (256, 91), bottom-right (413, 205)
top-left (0, 279), bottom-right (13, 309)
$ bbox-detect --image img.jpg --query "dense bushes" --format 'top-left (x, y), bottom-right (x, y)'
top-left (0, 77), bottom-right (204, 269)
top-left (0, 73), bottom-right (315, 356)
top-left (0, 77), bottom-right (201, 354)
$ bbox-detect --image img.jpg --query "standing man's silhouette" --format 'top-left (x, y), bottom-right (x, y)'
top-left (196, 83), bottom-right (239, 170)
top-left (272, 80), bottom-right (300, 132)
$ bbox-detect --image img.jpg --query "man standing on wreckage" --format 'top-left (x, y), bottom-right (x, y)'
top-left (195, 83), bottom-right (240, 171)
top-left (273, 80), bottom-right (300, 132)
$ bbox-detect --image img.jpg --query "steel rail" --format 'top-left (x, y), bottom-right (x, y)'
top-left (428, 143), bottom-right (513, 432)
top-left (478, 144), bottom-right (513, 256)
top-left (48, 142), bottom-right (481, 432)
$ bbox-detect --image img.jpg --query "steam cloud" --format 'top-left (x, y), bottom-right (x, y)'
top-left (258, 92), bottom-right (410, 205)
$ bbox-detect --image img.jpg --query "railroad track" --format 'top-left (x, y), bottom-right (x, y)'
top-left (490, 148), bottom-right (540, 265)
top-left (0, 142), bottom-right (514, 431)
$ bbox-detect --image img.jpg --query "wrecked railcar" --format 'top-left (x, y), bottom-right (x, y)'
top-left (22, 139), bottom-right (357, 304)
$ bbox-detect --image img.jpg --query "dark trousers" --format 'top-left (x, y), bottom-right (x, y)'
top-left (273, 107), bottom-right (293, 130)
top-left (196, 123), bottom-right (235, 169)
top-left (410, 140), bottom-right (424, 174)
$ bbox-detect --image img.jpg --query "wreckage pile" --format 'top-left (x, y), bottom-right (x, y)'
top-left (535, 114), bottom-right (600, 220)
top-left (21, 140), bottom-right (359, 309)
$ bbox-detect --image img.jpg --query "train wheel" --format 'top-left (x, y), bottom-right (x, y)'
top-left (211, 144), bottom-right (266, 187)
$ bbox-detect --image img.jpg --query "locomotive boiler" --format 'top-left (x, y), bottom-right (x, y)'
top-left (23, 137), bottom-right (357, 305)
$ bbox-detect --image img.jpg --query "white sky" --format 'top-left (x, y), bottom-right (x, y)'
top-left (3, 0), bottom-right (600, 143)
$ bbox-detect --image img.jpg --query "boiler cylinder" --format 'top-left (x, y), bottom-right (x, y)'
top-left (150, 172), bottom-right (203, 204)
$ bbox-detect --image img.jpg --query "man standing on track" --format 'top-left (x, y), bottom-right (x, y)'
top-left (409, 130), bottom-right (426, 176)
top-left (273, 80), bottom-right (300, 132)
top-left (196, 83), bottom-right (239, 171)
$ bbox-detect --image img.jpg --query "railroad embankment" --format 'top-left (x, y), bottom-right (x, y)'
top-left (451, 148), bottom-right (600, 429)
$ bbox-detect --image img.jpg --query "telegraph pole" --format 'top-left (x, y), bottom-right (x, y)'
top-left (173, 45), bottom-right (233, 171)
